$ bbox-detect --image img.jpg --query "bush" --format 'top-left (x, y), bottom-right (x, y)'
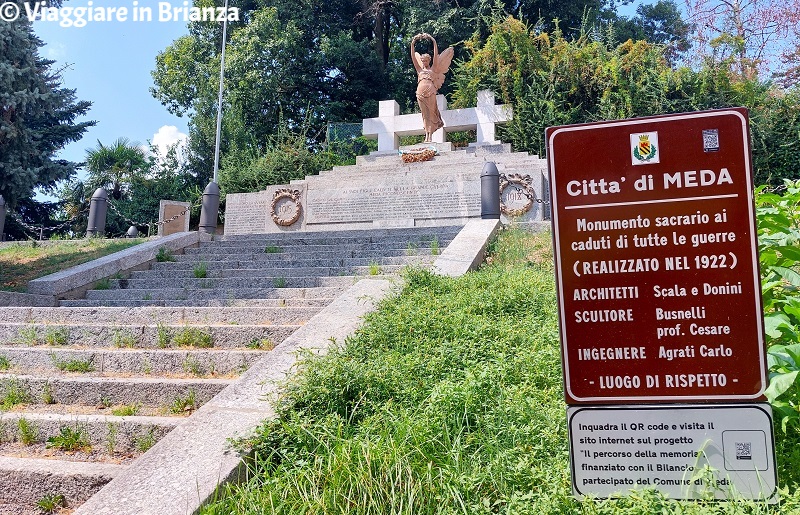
top-left (756, 181), bottom-right (800, 431)
top-left (219, 121), bottom-right (339, 196)
top-left (451, 16), bottom-right (800, 186)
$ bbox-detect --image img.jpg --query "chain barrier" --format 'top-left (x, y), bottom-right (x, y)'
top-left (8, 210), bottom-right (86, 240)
top-left (107, 197), bottom-right (202, 236)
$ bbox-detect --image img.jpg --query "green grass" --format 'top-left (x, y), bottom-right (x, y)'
top-left (0, 238), bottom-right (144, 292)
top-left (200, 227), bottom-right (800, 514)
top-left (0, 355), bottom-right (10, 371)
top-left (171, 327), bottom-right (213, 348)
top-left (112, 403), bottom-right (141, 417)
top-left (0, 378), bottom-right (32, 409)
top-left (246, 338), bottom-right (275, 350)
top-left (16, 327), bottom-right (38, 346)
top-left (182, 355), bottom-right (206, 376)
top-left (157, 323), bottom-right (172, 348)
top-left (36, 493), bottom-right (65, 514)
top-left (51, 354), bottom-right (95, 373)
top-left (41, 382), bottom-right (55, 404)
top-left (155, 247), bottom-right (175, 262)
top-left (169, 390), bottom-right (197, 414)
top-left (134, 429), bottom-right (157, 452)
top-left (112, 330), bottom-right (137, 348)
top-left (17, 417), bottom-right (38, 445)
top-left (44, 327), bottom-right (69, 346)
top-left (264, 245), bottom-right (282, 254)
top-left (367, 261), bottom-right (381, 275)
top-left (430, 235), bottom-right (440, 255)
top-left (193, 261), bottom-right (208, 278)
top-left (46, 426), bottom-right (90, 452)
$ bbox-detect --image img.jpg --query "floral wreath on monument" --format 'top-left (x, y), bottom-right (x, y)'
top-left (398, 145), bottom-right (438, 163)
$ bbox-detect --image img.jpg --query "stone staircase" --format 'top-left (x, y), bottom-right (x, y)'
top-left (0, 225), bottom-right (461, 514)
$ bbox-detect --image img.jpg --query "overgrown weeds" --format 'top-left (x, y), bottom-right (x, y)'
top-left (169, 390), bottom-right (197, 414)
top-left (757, 181), bottom-right (800, 432)
top-left (0, 378), bottom-right (31, 409)
top-left (156, 247), bottom-right (175, 262)
top-left (200, 226), bottom-right (800, 513)
top-left (46, 426), bottom-right (91, 452)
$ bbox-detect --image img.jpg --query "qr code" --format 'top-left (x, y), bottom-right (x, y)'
top-left (702, 129), bottom-right (720, 152)
top-left (736, 442), bottom-right (752, 460)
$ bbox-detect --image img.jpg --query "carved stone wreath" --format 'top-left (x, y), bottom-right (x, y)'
top-left (270, 188), bottom-right (303, 227)
top-left (499, 173), bottom-right (535, 217)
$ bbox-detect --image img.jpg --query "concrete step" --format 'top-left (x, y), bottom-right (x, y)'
top-left (0, 323), bottom-right (299, 349)
top-left (342, 148), bottom-right (519, 168)
top-left (206, 230), bottom-right (458, 248)
top-left (213, 225), bottom-right (462, 242)
top-left (185, 241), bottom-right (450, 254)
top-left (109, 275), bottom-right (365, 290)
top-left (0, 306), bottom-right (321, 326)
top-left (84, 286), bottom-right (346, 302)
top-left (0, 412), bottom-right (180, 454)
top-left (312, 167), bottom-right (545, 188)
top-left (151, 255), bottom-right (436, 270)
top-left (326, 152), bottom-right (540, 174)
top-left (310, 166), bottom-right (546, 188)
top-left (0, 374), bottom-right (230, 408)
top-left (0, 456), bottom-right (124, 506)
top-left (60, 298), bottom-right (334, 308)
top-left (174, 247), bottom-right (441, 261)
top-left (0, 347), bottom-right (262, 376)
top-left (130, 264), bottom-right (412, 280)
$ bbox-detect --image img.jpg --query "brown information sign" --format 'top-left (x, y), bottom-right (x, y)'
top-left (547, 109), bottom-right (766, 404)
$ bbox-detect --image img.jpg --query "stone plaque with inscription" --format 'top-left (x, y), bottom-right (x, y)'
top-left (158, 200), bottom-right (190, 236)
top-left (306, 174), bottom-right (480, 224)
top-left (224, 191), bottom-right (270, 236)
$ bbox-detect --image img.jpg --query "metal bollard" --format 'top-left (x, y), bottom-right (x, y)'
top-left (86, 188), bottom-right (108, 237)
top-left (199, 181), bottom-right (220, 235)
top-left (480, 162), bottom-right (500, 219)
top-left (0, 195), bottom-right (5, 242)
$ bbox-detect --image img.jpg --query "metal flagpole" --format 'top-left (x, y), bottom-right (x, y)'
top-left (200, 0), bottom-right (228, 234)
top-left (211, 0), bottom-right (229, 184)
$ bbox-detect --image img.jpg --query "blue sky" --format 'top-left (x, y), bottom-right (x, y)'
top-left (30, 0), bottom-right (645, 189)
top-left (32, 0), bottom-right (195, 177)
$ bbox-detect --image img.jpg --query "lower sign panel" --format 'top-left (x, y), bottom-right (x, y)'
top-left (568, 404), bottom-right (777, 501)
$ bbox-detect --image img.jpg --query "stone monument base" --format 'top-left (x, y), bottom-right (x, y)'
top-left (224, 143), bottom-right (549, 235)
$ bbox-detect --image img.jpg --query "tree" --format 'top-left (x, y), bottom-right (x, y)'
top-left (60, 140), bottom-right (201, 237)
top-left (0, 1), bottom-right (94, 209)
top-left (151, 0), bottom-right (519, 182)
top-left (613, 0), bottom-right (693, 62)
top-left (84, 138), bottom-right (148, 200)
top-left (684, 0), bottom-right (800, 79)
top-left (452, 15), bottom-right (800, 186)
top-left (496, 0), bottom-right (606, 32)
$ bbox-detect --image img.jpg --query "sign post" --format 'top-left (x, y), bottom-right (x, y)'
top-left (547, 109), bottom-right (776, 500)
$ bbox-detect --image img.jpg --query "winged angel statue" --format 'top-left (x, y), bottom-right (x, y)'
top-left (411, 33), bottom-right (454, 142)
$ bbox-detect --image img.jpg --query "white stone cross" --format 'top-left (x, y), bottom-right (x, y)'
top-left (362, 90), bottom-right (513, 152)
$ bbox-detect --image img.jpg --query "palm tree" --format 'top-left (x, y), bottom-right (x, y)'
top-left (85, 138), bottom-right (147, 200)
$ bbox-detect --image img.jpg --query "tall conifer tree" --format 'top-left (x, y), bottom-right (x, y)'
top-left (0, 2), bottom-right (94, 208)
